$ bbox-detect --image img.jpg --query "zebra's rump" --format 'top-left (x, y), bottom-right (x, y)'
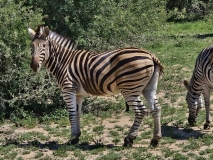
top-left (191, 46), bottom-right (213, 88)
top-left (69, 48), bottom-right (162, 96)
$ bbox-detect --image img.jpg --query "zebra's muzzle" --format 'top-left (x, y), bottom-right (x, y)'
top-left (188, 105), bottom-right (198, 126)
top-left (30, 57), bottom-right (40, 72)
top-left (30, 63), bottom-right (39, 72)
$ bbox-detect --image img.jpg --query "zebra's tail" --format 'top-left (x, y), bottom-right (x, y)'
top-left (151, 54), bottom-right (164, 76)
top-left (141, 49), bottom-right (164, 76)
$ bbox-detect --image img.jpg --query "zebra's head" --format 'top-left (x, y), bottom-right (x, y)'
top-left (28, 26), bottom-right (50, 72)
top-left (184, 79), bottom-right (203, 126)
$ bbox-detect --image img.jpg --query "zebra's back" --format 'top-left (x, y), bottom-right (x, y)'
top-left (68, 47), bottom-right (163, 96)
top-left (192, 46), bottom-right (213, 87)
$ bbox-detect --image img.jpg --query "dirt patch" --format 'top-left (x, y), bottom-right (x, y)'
top-left (0, 107), bottom-right (213, 159)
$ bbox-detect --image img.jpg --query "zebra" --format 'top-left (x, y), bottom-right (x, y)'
top-left (27, 25), bottom-right (163, 147)
top-left (183, 46), bottom-right (213, 130)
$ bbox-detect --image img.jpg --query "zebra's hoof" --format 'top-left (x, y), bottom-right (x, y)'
top-left (150, 138), bottom-right (159, 147)
top-left (123, 137), bottom-right (133, 147)
top-left (78, 132), bottom-right (81, 137)
top-left (70, 137), bottom-right (79, 145)
top-left (188, 118), bottom-right (196, 126)
top-left (204, 123), bottom-right (210, 130)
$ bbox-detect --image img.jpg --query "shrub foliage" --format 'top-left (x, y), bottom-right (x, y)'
top-left (0, 0), bottom-right (62, 121)
top-left (166, 0), bottom-right (213, 22)
top-left (0, 0), bottom-right (213, 121)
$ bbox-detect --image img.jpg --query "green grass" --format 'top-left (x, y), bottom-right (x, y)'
top-left (22, 150), bottom-right (30, 155)
top-left (19, 131), bottom-right (49, 141)
top-left (93, 125), bottom-right (104, 134)
top-left (34, 152), bottom-right (44, 158)
top-left (96, 151), bottom-right (122, 160)
top-left (1, 20), bottom-right (213, 159)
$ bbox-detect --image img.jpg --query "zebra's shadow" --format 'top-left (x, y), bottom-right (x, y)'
top-left (75, 142), bottom-right (118, 151)
top-left (161, 125), bottom-right (203, 140)
top-left (3, 139), bottom-right (118, 151)
top-left (194, 33), bottom-right (213, 39)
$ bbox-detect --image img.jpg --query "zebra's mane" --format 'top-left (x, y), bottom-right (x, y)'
top-left (35, 25), bottom-right (77, 50)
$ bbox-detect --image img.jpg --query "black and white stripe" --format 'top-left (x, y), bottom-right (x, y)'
top-left (184, 46), bottom-right (213, 129)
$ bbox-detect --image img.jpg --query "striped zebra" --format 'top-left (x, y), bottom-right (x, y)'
top-left (184, 46), bottom-right (213, 129)
top-left (27, 25), bottom-right (163, 147)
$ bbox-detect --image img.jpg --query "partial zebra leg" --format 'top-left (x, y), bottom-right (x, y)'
top-left (125, 102), bottom-right (130, 112)
top-left (202, 89), bottom-right (211, 129)
top-left (142, 65), bottom-right (162, 147)
top-left (197, 94), bottom-right (203, 114)
top-left (184, 79), bottom-right (203, 126)
top-left (122, 93), bottom-right (148, 147)
top-left (76, 95), bottom-right (83, 136)
top-left (62, 90), bottom-right (79, 145)
top-left (195, 94), bottom-right (203, 124)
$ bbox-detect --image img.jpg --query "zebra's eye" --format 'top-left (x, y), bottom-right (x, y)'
top-left (43, 44), bottom-right (46, 47)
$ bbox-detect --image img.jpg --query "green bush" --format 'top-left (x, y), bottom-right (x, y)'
top-left (0, 0), bottom-right (167, 122)
top-left (0, 0), bottom-right (64, 122)
top-left (26, 0), bottom-right (166, 51)
top-left (166, 0), bottom-right (213, 22)
top-left (78, 0), bottom-right (166, 51)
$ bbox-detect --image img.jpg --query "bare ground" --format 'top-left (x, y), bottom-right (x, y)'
top-left (0, 94), bottom-right (213, 159)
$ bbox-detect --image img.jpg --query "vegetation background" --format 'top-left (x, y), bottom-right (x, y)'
top-left (1, 0), bottom-right (213, 159)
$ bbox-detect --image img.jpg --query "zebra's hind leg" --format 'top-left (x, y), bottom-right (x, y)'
top-left (150, 108), bottom-right (161, 147)
top-left (143, 92), bottom-right (162, 147)
top-left (76, 95), bottom-right (83, 137)
top-left (142, 65), bottom-right (162, 147)
top-left (123, 94), bottom-right (148, 147)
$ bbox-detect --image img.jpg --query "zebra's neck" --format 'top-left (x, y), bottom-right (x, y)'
top-left (45, 30), bottom-right (77, 76)
top-left (48, 31), bottom-right (77, 51)
top-left (189, 74), bottom-right (203, 96)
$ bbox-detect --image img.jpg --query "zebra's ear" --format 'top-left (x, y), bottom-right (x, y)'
top-left (43, 26), bottom-right (49, 37)
top-left (28, 28), bottom-right (36, 39)
top-left (183, 79), bottom-right (190, 90)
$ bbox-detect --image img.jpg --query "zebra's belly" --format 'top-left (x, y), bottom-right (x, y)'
top-left (76, 86), bottom-right (120, 96)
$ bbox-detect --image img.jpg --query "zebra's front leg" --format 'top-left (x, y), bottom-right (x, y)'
top-left (62, 90), bottom-right (80, 145)
top-left (123, 95), bottom-right (148, 147)
top-left (203, 90), bottom-right (211, 130)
